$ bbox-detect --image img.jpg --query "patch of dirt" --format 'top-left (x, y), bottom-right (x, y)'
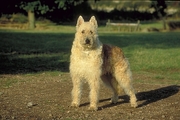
top-left (0, 73), bottom-right (180, 120)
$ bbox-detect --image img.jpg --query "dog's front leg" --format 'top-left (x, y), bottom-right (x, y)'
top-left (88, 77), bottom-right (100, 111)
top-left (71, 77), bottom-right (82, 108)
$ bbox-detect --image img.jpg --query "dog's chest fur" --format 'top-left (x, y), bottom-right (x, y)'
top-left (70, 45), bottom-right (103, 76)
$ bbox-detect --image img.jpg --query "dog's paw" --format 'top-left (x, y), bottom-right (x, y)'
top-left (71, 103), bottom-right (79, 108)
top-left (131, 102), bottom-right (138, 108)
top-left (88, 106), bottom-right (98, 111)
top-left (130, 97), bottom-right (138, 108)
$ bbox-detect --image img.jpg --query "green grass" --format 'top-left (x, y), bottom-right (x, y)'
top-left (0, 31), bottom-right (73, 73)
top-left (99, 32), bottom-right (180, 83)
top-left (140, 21), bottom-right (164, 29)
top-left (0, 29), bottom-right (180, 85)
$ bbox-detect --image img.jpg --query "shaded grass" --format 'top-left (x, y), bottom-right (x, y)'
top-left (0, 30), bottom-right (180, 84)
top-left (0, 32), bottom-right (73, 73)
top-left (0, 32), bottom-right (73, 54)
top-left (0, 71), bottom-right (64, 88)
top-left (0, 53), bottom-right (70, 73)
top-left (99, 32), bottom-right (180, 49)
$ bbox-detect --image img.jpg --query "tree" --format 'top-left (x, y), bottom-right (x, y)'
top-left (55, 0), bottom-right (84, 10)
top-left (19, 0), bottom-right (54, 29)
top-left (19, 0), bottom-right (84, 29)
top-left (0, 0), bottom-right (98, 29)
top-left (151, 0), bottom-right (167, 30)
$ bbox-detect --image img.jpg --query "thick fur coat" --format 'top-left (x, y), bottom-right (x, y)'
top-left (70, 16), bottom-right (137, 110)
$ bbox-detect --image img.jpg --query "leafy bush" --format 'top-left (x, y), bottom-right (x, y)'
top-left (0, 13), bottom-right (28, 23)
top-left (11, 13), bottom-right (28, 23)
top-left (168, 21), bottom-right (180, 30)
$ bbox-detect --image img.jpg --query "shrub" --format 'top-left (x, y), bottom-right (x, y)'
top-left (168, 21), bottom-right (180, 30)
top-left (11, 13), bottom-right (28, 23)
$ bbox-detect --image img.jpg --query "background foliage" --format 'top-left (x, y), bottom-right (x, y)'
top-left (0, 0), bottom-right (180, 23)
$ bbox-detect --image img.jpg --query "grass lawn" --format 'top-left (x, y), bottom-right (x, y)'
top-left (0, 28), bottom-right (180, 87)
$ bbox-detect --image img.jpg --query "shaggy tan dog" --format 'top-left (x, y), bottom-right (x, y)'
top-left (70, 16), bottom-right (137, 111)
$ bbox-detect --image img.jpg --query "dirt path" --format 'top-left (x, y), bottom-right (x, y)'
top-left (0, 73), bottom-right (180, 120)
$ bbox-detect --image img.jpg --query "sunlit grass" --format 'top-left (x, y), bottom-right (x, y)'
top-left (99, 32), bottom-right (180, 84)
top-left (129, 48), bottom-right (180, 71)
top-left (140, 21), bottom-right (164, 29)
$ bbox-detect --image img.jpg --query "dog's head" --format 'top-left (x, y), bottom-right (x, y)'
top-left (75, 16), bottom-right (100, 50)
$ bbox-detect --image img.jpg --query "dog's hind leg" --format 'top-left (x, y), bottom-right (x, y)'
top-left (114, 65), bottom-right (138, 108)
top-left (101, 75), bottom-right (119, 104)
top-left (110, 78), bottom-right (121, 104)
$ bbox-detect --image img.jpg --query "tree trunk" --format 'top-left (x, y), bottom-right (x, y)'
top-left (28, 10), bottom-right (35, 29)
top-left (162, 17), bottom-right (166, 30)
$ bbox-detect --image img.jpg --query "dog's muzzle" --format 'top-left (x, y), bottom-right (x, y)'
top-left (85, 38), bottom-right (91, 45)
top-left (81, 37), bottom-right (94, 49)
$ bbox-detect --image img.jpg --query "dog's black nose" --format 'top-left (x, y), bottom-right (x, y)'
top-left (85, 38), bottom-right (90, 44)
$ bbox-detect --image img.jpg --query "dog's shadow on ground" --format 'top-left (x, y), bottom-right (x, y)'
top-left (81, 85), bottom-right (180, 110)
top-left (136, 85), bottom-right (179, 107)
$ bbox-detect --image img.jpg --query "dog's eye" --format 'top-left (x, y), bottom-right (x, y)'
top-left (81, 30), bottom-right (85, 34)
top-left (90, 30), bottom-right (93, 34)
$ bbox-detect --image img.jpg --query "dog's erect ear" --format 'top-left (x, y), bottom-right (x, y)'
top-left (76, 16), bottom-right (84, 28)
top-left (89, 16), bottom-right (98, 28)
